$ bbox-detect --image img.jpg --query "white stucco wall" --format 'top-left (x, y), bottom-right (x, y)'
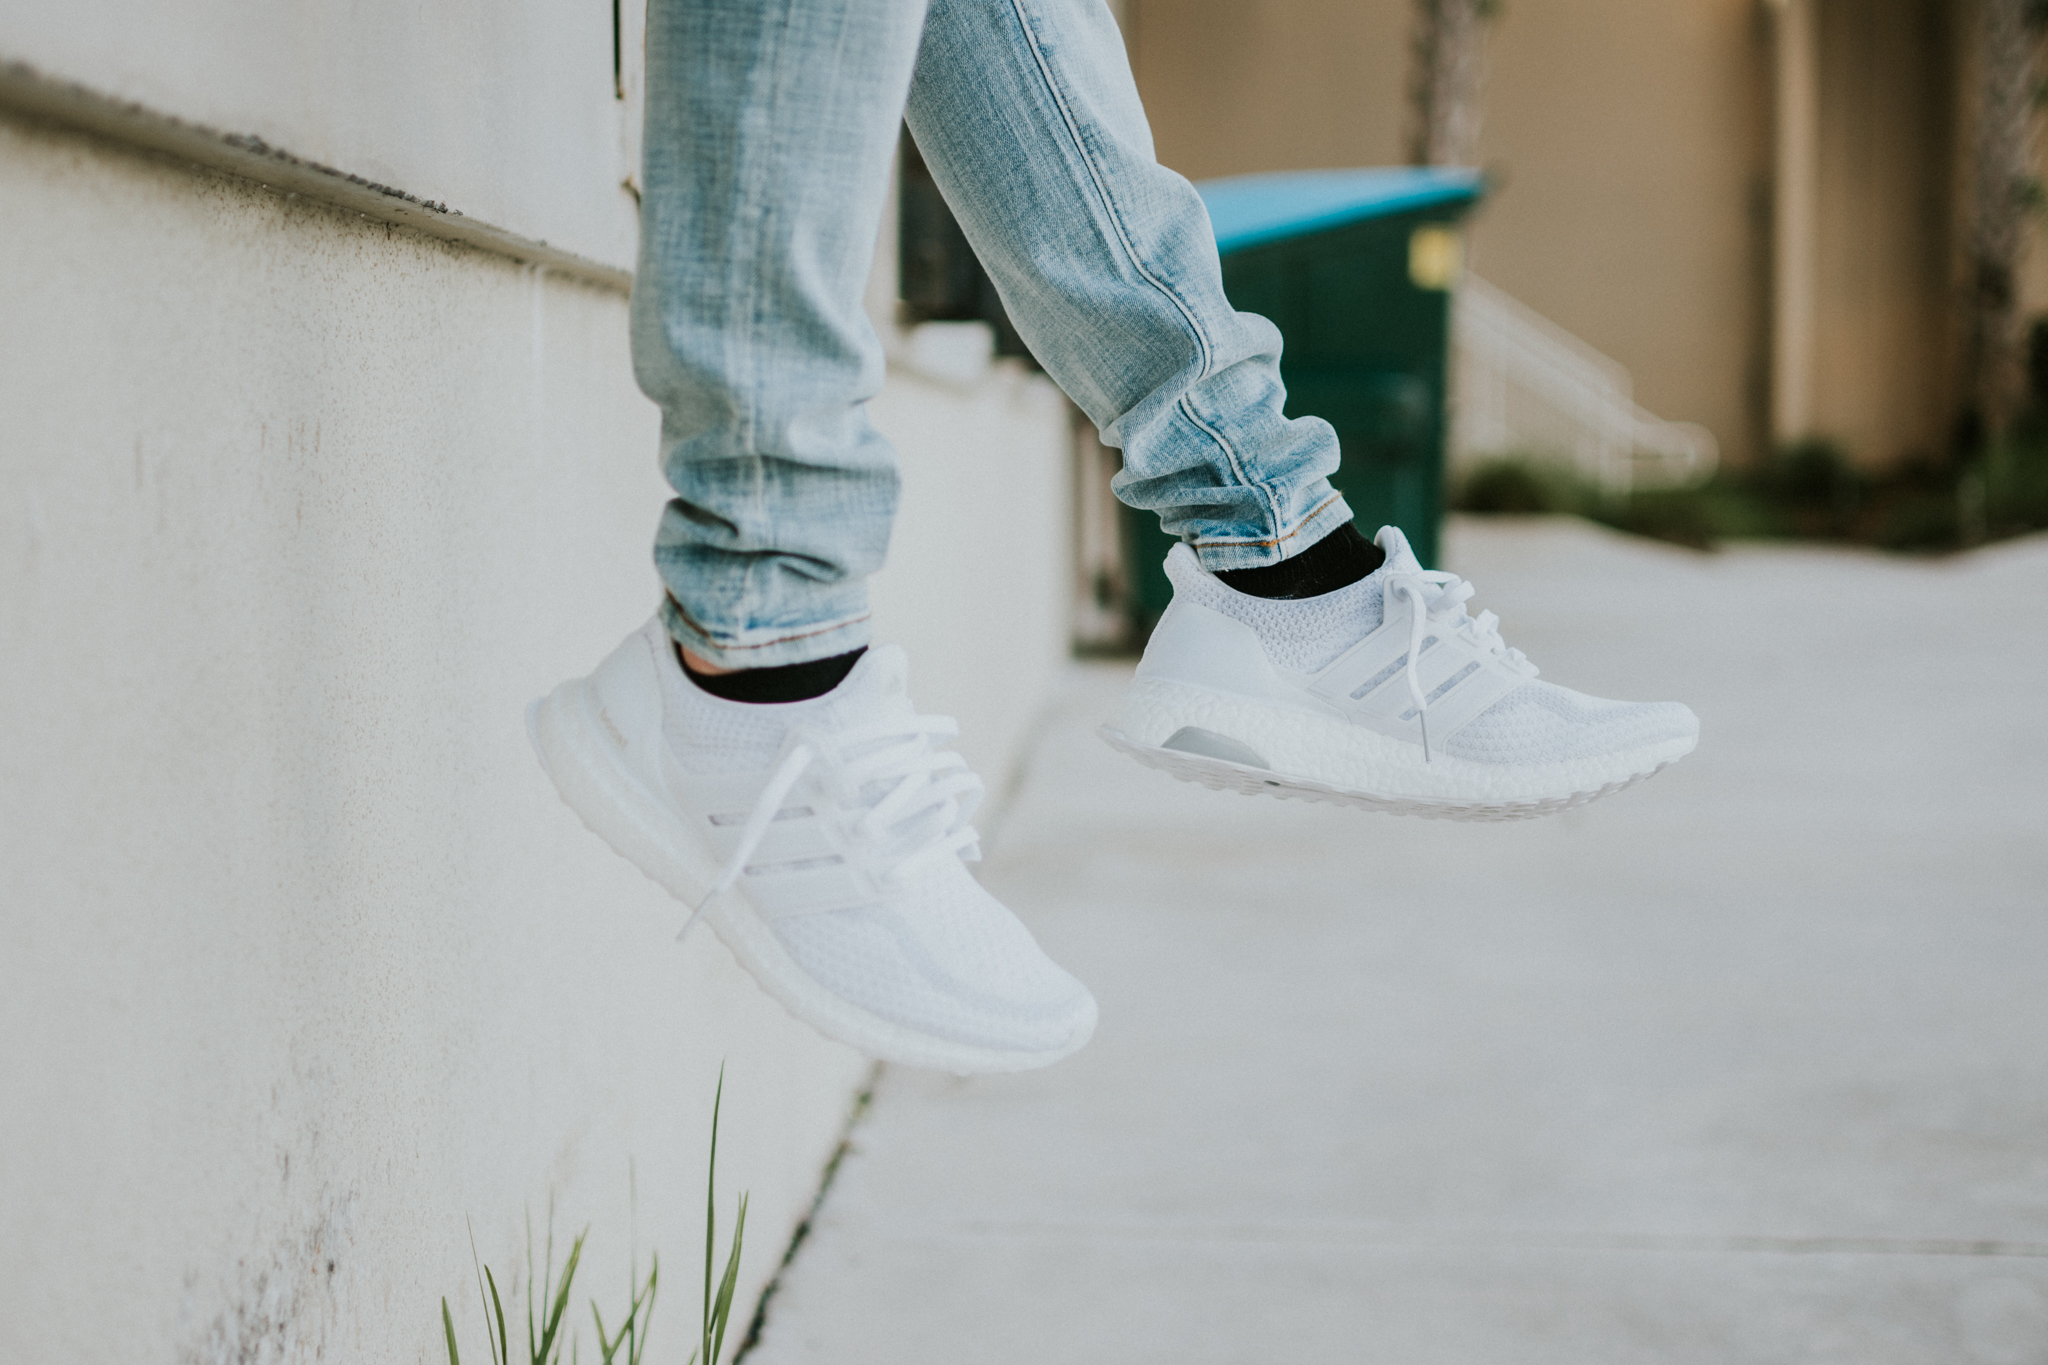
top-left (0, 100), bottom-right (1073, 1364)
top-left (0, 0), bottom-right (647, 269)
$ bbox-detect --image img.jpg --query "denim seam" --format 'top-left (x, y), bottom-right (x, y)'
top-left (667, 594), bottom-right (873, 652)
top-left (1004, 0), bottom-right (1299, 550)
top-left (733, 0), bottom-right (801, 631)
top-left (1192, 490), bottom-right (1347, 550)
top-left (1004, 0), bottom-right (1214, 382)
top-left (1174, 393), bottom-right (1287, 537)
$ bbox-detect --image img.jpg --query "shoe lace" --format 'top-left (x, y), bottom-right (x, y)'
top-left (1384, 567), bottom-right (1538, 763)
top-left (677, 712), bottom-right (984, 940)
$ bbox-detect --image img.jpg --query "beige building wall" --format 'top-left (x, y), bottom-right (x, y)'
top-left (1473, 0), bottom-right (1771, 466)
top-left (1129, 0), bottom-right (1774, 467)
top-left (1804, 0), bottom-right (1958, 466)
top-left (1125, 0), bottom-right (1409, 174)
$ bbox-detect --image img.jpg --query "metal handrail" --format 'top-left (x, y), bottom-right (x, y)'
top-left (1452, 273), bottom-right (1717, 494)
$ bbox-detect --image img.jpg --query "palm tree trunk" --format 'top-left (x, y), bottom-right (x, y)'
top-left (1967, 0), bottom-right (2045, 443)
top-left (1407, 0), bottom-right (1494, 167)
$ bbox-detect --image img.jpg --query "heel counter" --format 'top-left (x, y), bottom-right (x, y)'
top-left (583, 619), bottom-right (669, 765)
top-left (1136, 600), bottom-right (1287, 700)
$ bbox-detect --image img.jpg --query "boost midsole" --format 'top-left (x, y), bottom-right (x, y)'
top-left (1108, 675), bottom-right (1693, 803)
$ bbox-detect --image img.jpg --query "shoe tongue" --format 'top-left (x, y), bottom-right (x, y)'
top-left (1373, 525), bottom-right (1421, 574)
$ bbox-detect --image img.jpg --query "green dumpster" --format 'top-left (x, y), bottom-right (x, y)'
top-left (1126, 167), bottom-right (1485, 627)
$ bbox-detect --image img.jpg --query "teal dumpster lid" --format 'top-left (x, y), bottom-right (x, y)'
top-left (1198, 168), bottom-right (1484, 255)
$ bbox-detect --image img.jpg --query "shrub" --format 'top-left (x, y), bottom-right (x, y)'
top-left (1455, 457), bottom-right (1583, 515)
top-left (1452, 438), bottom-right (2048, 554)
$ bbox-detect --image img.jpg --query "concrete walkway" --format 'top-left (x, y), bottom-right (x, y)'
top-left (744, 517), bottom-right (2048, 1365)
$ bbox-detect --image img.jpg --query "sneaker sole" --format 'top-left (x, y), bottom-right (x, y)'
top-left (527, 678), bottom-right (1090, 1074)
top-left (1098, 724), bottom-right (1687, 822)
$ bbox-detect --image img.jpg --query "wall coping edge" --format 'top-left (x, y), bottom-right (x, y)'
top-left (0, 57), bottom-right (634, 294)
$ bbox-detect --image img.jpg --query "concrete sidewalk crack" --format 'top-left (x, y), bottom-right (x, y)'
top-left (731, 1061), bottom-right (885, 1361)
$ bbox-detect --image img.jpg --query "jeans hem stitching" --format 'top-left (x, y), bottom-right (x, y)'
top-left (666, 595), bottom-right (873, 653)
top-left (1191, 491), bottom-right (1348, 552)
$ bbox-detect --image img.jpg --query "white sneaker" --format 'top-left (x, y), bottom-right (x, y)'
top-left (528, 619), bottom-right (1097, 1073)
top-left (1101, 527), bottom-right (1698, 820)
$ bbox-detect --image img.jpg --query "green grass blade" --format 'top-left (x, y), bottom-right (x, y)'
top-left (630, 1253), bottom-right (658, 1365)
top-left (469, 1221), bottom-right (507, 1365)
top-left (525, 1209), bottom-right (538, 1365)
top-left (708, 1192), bottom-right (748, 1365)
top-left (485, 1266), bottom-right (510, 1365)
top-left (537, 1231), bottom-right (586, 1365)
top-left (704, 1064), bottom-right (724, 1365)
top-left (443, 1297), bottom-right (462, 1365)
top-left (538, 1201), bottom-right (561, 1365)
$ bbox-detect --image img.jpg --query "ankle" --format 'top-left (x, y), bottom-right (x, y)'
top-left (679, 644), bottom-right (738, 676)
top-left (1215, 521), bottom-right (1384, 600)
top-left (676, 641), bottom-right (866, 703)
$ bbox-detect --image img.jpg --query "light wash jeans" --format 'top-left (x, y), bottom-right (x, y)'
top-left (633, 0), bottom-right (1351, 668)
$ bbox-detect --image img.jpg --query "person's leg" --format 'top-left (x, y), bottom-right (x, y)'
top-left (904, 0), bottom-right (1357, 573)
top-left (907, 0), bottom-right (1696, 815)
top-left (533, 0), bottom-right (1096, 1075)
top-left (631, 0), bottom-right (928, 673)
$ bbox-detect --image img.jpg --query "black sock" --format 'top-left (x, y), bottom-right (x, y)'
top-left (679, 645), bottom-right (867, 703)
top-left (1215, 521), bottom-right (1385, 600)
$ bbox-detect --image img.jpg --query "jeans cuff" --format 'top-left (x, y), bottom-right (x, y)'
top-left (659, 596), bottom-right (876, 671)
top-left (1189, 492), bottom-right (1356, 573)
